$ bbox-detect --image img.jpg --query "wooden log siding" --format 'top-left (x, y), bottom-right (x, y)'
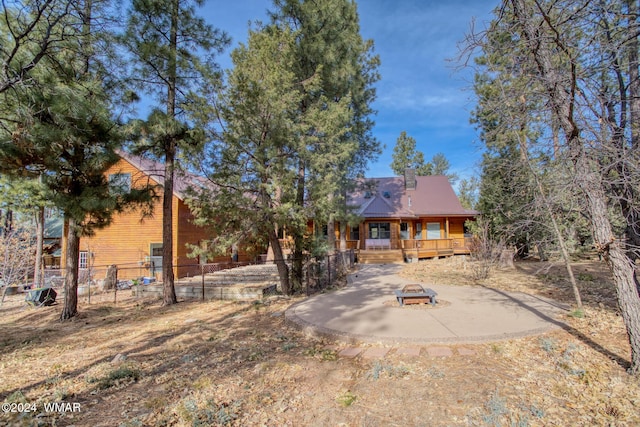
top-left (68, 158), bottom-right (225, 280)
top-left (67, 160), bottom-right (164, 279)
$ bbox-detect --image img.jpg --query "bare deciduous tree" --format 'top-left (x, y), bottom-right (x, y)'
top-left (464, 0), bottom-right (640, 374)
top-left (0, 229), bottom-right (35, 305)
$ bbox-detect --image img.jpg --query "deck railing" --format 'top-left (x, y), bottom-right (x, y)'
top-left (453, 237), bottom-right (474, 251)
top-left (401, 238), bottom-right (454, 251)
top-left (286, 237), bottom-right (473, 253)
top-left (400, 238), bottom-right (472, 251)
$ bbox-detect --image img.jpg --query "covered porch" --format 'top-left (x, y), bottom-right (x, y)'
top-left (349, 217), bottom-right (473, 263)
top-left (276, 216), bottom-right (474, 264)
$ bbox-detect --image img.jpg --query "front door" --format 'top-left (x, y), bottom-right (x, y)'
top-left (414, 222), bottom-right (422, 240)
top-left (149, 243), bottom-right (162, 275)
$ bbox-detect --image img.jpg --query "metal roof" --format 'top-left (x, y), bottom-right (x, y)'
top-left (349, 175), bottom-right (478, 218)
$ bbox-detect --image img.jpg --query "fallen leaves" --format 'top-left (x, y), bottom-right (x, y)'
top-left (0, 259), bottom-right (638, 426)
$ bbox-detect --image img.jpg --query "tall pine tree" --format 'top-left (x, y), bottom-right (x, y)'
top-left (121, 0), bottom-right (229, 305)
top-left (188, 25), bottom-right (301, 294)
top-left (270, 0), bottom-right (380, 289)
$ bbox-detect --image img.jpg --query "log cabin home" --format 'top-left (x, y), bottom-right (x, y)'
top-left (339, 170), bottom-right (478, 264)
top-left (60, 151), bottom-right (248, 281)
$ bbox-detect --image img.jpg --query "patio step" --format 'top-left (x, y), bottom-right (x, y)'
top-left (358, 250), bottom-right (404, 264)
top-left (133, 282), bottom-right (277, 301)
top-left (178, 264), bottom-right (281, 286)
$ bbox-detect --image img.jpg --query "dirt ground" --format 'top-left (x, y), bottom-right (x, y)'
top-left (1, 257), bottom-right (639, 426)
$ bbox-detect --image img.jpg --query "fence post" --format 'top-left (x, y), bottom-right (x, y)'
top-left (201, 264), bottom-right (205, 301)
top-left (113, 266), bottom-right (118, 305)
top-left (327, 255), bottom-right (331, 288)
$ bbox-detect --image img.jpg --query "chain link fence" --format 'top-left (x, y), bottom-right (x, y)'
top-left (36, 249), bottom-right (356, 305)
top-left (300, 250), bottom-right (355, 295)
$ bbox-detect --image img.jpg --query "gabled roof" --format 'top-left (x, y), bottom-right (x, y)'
top-left (349, 175), bottom-right (478, 218)
top-left (116, 150), bottom-right (204, 201)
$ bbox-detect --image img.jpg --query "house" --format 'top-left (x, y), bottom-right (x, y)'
top-left (43, 215), bottom-right (63, 268)
top-left (341, 170), bottom-right (478, 263)
top-left (60, 152), bottom-right (248, 281)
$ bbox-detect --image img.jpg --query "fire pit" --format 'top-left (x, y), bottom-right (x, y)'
top-left (394, 284), bottom-right (437, 306)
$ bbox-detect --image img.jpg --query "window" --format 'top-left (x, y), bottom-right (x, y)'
top-left (108, 173), bottom-right (131, 193)
top-left (368, 222), bottom-right (390, 239)
top-left (400, 222), bottom-right (409, 240)
top-left (414, 222), bottom-right (422, 240)
top-left (427, 222), bottom-right (441, 239)
top-left (79, 251), bottom-right (88, 269)
top-left (349, 225), bottom-right (360, 241)
top-left (150, 243), bottom-right (162, 272)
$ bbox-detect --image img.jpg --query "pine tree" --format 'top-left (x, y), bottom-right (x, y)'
top-left (120, 0), bottom-right (229, 305)
top-left (188, 25), bottom-right (301, 293)
top-left (390, 131), bottom-right (456, 182)
top-left (457, 177), bottom-right (479, 210)
top-left (0, 0), bottom-right (80, 94)
top-left (0, 0), bottom-right (155, 319)
top-left (269, 0), bottom-right (380, 289)
top-left (390, 131), bottom-right (431, 176)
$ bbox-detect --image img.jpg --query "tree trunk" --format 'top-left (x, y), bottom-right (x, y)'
top-left (623, 0), bottom-right (640, 296)
top-left (268, 228), bottom-right (290, 295)
top-left (608, 243), bottom-right (640, 374)
top-left (291, 159), bottom-right (306, 292)
top-left (578, 161), bottom-right (640, 373)
top-left (34, 206), bottom-right (45, 288)
top-left (162, 149), bottom-right (177, 305)
top-left (160, 0), bottom-right (179, 306)
top-left (3, 209), bottom-right (12, 236)
top-left (627, 0), bottom-right (640, 152)
top-left (339, 222), bottom-right (347, 252)
top-left (327, 215), bottom-right (336, 255)
top-left (533, 168), bottom-right (582, 309)
top-left (60, 216), bottom-right (80, 320)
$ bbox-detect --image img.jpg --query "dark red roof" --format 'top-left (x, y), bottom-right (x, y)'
top-left (349, 175), bottom-right (478, 218)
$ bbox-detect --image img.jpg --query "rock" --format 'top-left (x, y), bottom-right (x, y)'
top-left (111, 353), bottom-right (127, 363)
top-left (104, 265), bottom-right (117, 290)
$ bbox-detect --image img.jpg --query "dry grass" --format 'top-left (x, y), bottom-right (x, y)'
top-left (1, 257), bottom-right (639, 426)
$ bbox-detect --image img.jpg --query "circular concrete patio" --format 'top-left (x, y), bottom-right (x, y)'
top-left (285, 264), bottom-right (570, 344)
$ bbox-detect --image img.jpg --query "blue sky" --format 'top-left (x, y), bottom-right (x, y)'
top-left (203, 0), bottom-right (498, 181)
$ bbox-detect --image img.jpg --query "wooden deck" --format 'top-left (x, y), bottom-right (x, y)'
top-left (358, 238), bottom-right (472, 264)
